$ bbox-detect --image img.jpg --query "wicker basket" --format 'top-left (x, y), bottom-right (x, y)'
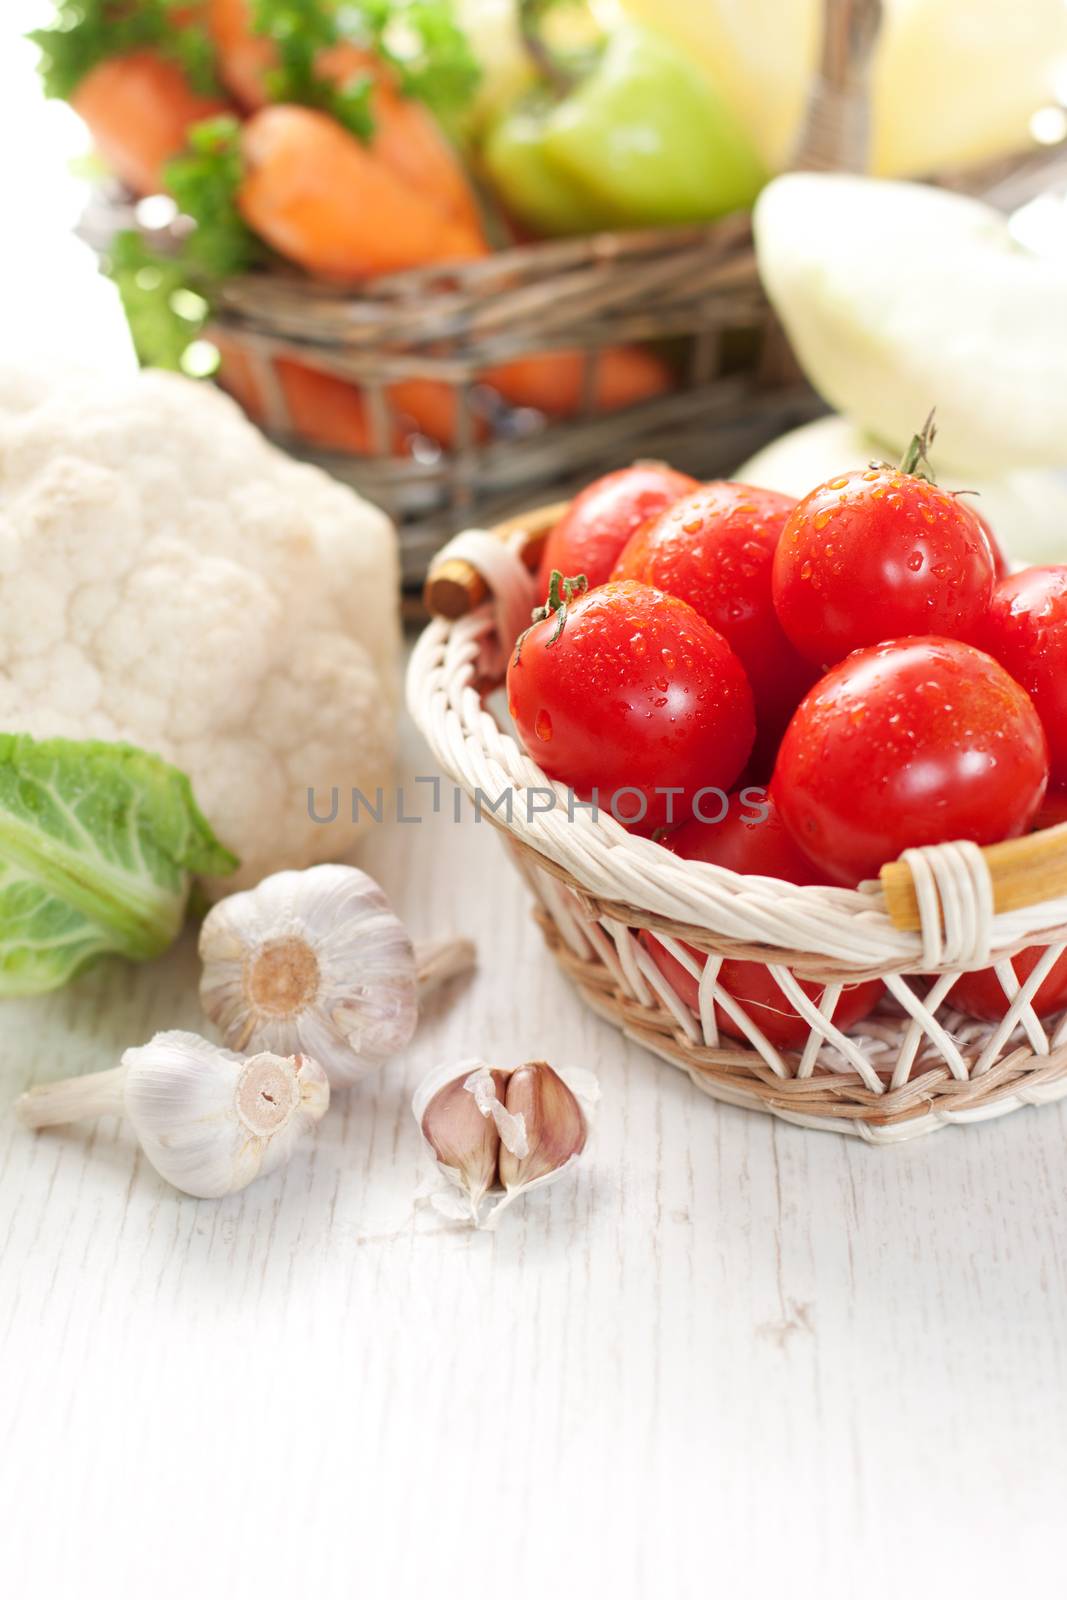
top-left (408, 506), bottom-right (1067, 1142)
top-left (78, 0), bottom-right (1067, 587)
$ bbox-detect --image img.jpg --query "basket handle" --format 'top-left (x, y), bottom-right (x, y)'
top-left (791, 0), bottom-right (883, 173)
top-left (881, 825), bottom-right (1067, 932)
top-left (423, 501), bottom-right (564, 619)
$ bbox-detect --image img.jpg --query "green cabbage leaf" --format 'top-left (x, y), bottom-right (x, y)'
top-left (0, 735), bottom-right (238, 996)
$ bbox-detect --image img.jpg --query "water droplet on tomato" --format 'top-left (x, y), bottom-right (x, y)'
top-left (907, 550), bottom-right (924, 571)
top-left (800, 560), bottom-right (813, 581)
top-left (661, 648), bottom-right (676, 671)
top-left (535, 709), bottom-right (553, 742)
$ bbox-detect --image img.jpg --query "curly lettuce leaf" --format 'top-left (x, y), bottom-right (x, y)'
top-left (0, 736), bottom-right (238, 995)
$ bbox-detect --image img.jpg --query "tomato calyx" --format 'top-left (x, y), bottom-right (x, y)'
top-left (896, 407), bottom-right (938, 483)
top-left (515, 568), bottom-right (589, 663)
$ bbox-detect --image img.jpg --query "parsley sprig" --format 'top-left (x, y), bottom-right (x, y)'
top-left (31, 0), bottom-right (217, 100)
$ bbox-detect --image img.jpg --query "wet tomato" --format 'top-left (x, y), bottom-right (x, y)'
top-left (664, 788), bottom-right (835, 884)
top-left (772, 463), bottom-right (995, 668)
top-left (974, 509), bottom-right (1009, 581)
top-left (943, 944), bottom-right (1067, 1023)
top-left (506, 580), bottom-right (755, 832)
top-left (642, 792), bottom-right (881, 1048)
top-left (537, 463), bottom-right (697, 599)
top-left (611, 482), bottom-right (817, 755)
top-left (772, 637), bottom-right (1049, 885)
top-left (979, 566), bottom-right (1067, 789)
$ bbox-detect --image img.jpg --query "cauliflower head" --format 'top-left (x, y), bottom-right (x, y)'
top-left (0, 366), bottom-right (399, 893)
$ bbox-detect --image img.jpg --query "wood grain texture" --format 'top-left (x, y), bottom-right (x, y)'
top-left (2, 703), bottom-right (1067, 1600)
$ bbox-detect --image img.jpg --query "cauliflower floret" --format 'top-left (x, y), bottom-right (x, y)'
top-left (0, 366), bottom-right (399, 890)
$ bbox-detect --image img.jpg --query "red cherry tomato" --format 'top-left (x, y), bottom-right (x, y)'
top-left (979, 566), bottom-right (1067, 789)
top-left (772, 637), bottom-right (1049, 885)
top-left (1036, 791), bottom-right (1067, 830)
top-left (507, 580), bottom-right (755, 832)
top-left (666, 788), bottom-right (836, 883)
top-left (772, 464), bottom-right (995, 667)
top-left (611, 482), bottom-right (817, 755)
top-left (641, 794), bottom-right (881, 1047)
top-left (943, 944), bottom-right (1067, 1023)
top-left (537, 464), bottom-right (697, 599)
top-left (973, 509), bottom-right (1009, 581)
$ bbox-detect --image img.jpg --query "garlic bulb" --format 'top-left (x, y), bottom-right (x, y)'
top-left (199, 863), bottom-right (474, 1085)
top-left (412, 1058), bottom-right (599, 1228)
top-left (15, 1029), bottom-right (329, 1200)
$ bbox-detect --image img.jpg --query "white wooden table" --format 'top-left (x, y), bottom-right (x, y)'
top-left (3, 705), bottom-right (1067, 1599)
top-left (3, 14), bottom-right (1067, 1594)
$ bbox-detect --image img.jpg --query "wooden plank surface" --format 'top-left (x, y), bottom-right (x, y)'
top-left (2, 706), bottom-right (1067, 1599)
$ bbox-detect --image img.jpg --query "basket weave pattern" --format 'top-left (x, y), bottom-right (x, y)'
top-left (408, 521), bottom-right (1067, 1142)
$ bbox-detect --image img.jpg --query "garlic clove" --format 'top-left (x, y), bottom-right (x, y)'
top-left (486, 1062), bottom-right (599, 1227)
top-left (199, 863), bottom-right (419, 1085)
top-left (412, 1058), bottom-right (509, 1224)
top-left (497, 1061), bottom-right (585, 1188)
top-left (121, 1029), bottom-right (329, 1200)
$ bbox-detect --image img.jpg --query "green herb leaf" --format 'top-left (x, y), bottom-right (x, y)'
top-left (366, 0), bottom-right (482, 128)
top-left (107, 117), bottom-right (263, 372)
top-left (249, 0), bottom-right (480, 139)
top-left (107, 231), bottom-right (200, 371)
top-left (163, 115), bottom-right (265, 277)
top-left (0, 735), bottom-right (238, 996)
top-left (29, 1), bottom-right (218, 101)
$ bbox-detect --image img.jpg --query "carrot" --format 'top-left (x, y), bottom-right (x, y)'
top-left (208, 0), bottom-right (275, 109)
top-left (212, 338), bottom-right (470, 452)
top-left (318, 44), bottom-right (483, 232)
top-left (212, 337), bottom-right (390, 450)
top-left (484, 347), bottom-right (673, 418)
top-left (209, 3), bottom-right (482, 231)
top-left (71, 50), bottom-right (230, 195)
top-left (238, 104), bottom-right (487, 280)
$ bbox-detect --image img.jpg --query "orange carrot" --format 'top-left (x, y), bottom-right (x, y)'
top-left (317, 44), bottom-right (483, 232)
top-left (212, 338), bottom-right (470, 452)
top-left (212, 338), bottom-right (390, 450)
top-left (209, 3), bottom-right (482, 231)
top-left (238, 104), bottom-right (487, 280)
top-left (208, 0), bottom-right (276, 109)
top-left (484, 347), bottom-right (673, 419)
top-left (71, 50), bottom-right (230, 195)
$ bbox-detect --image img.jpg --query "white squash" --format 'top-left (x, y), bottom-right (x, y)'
top-left (737, 415), bottom-right (1067, 570)
top-left (755, 173), bottom-right (1067, 475)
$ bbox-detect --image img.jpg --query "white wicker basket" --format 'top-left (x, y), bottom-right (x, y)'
top-left (408, 506), bottom-right (1067, 1142)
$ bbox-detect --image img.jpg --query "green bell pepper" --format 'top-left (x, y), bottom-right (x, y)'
top-left (483, 20), bottom-right (767, 237)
